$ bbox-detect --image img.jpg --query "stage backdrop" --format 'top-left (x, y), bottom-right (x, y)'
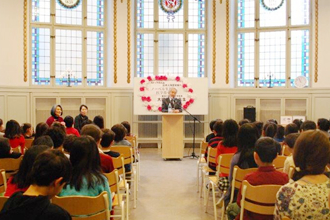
top-left (134, 76), bottom-right (208, 115)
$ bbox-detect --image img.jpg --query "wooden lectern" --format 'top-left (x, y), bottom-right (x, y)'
top-left (162, 114), bottom-right (184, 159)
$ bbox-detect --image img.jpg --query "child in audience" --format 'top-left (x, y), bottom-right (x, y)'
top-left (45, 126), bottom-right (66, 151)
top-left (4, 120), bottom-right (25, 154)
top-left (262, 122), bottom-right (277, 138)
top-left (5, 145), bottom-right (49, 197)
top-left (0, 149), bottom-right (72, 220)
top-left (284, 123), bottom-right (298, 136)
top-left (100, 129), bottom-right (120, 158)
top-left (64, 116), bottom-right (80, 137)
top-left (204, 120), bottom-right (223, 168)
top-left (274, 125), bottom-right (284, 143)
top-left (32, 135), bottom-right (54, 148)
top-left (205, 120), bottom-right (217, 142)
top-left (22, 123), bottom-right (33, 139)
top-left (112, 124), bottom-right (132, 146)
top-left (292, 119), bottom-right (303, 132)
top-left (93, 115), bottom-right (104, 129)
top-left (0, 119), bottom-right (4, 137)
top-left (253, 121), bottom-right (263, 139)
top-left (63, 135), bottom-right (78, 158)
top-left (74, 104), bottom-right (89, 133)
top-left (317, 118), bottom-right (330, 133)
top-left (46, 104), bottom-right (64, 127)
top-left (238, 119), bottom-right (250, 126)
top-left (300, 120), bottom-right (316, 132)
top-left (58, 136), bottom-right (112, 211)
top-left (34, 122), bottom-right (49, 140)
top-left (121, 121), bottom-right (133, 137)
top-left (283, 133), bottom-right (300, 174)
top-left (227, 137), bottom-right (289, 220)
top-left (0, 137), bottom-right (21, 159)
top-left (275, 130), bottom-right (330, 220)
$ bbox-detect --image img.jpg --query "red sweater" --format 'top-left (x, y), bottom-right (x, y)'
top-left (66, 127), bottom-right (80, 137)
top-left (216, 141), bottom-right (238, 177)
top-left (100, 153), bottom-right (114, 173)
top-left (46, 116), bottom-right (64, 127)
top-left (8, 135), bottom-right (25, 155)
top-left (4, 176), bottom-right (29, 197)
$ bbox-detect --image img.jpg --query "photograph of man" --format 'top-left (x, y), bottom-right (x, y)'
top-left (162, 88), bottom-right (182, 113)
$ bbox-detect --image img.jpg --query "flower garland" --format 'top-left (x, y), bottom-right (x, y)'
top-left (140, 76), bottom-right (195, 112)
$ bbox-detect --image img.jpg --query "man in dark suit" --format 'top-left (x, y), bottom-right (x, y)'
top-left (162, 88), bottom-right (182, 113)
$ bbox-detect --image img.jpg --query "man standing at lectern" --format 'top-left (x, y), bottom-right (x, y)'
top-left (162, 88), bottom-right (182, 113)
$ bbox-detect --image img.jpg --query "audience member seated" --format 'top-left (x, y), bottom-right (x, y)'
top-left (58, 136), bottom-right (112, 211)
top-left (0, 149), bottom-right (72, 220)
top-left (274, 125), bottom-right (284, 143)
top-left (227, 137), bottom-right (289, 220)
top-left (63, 135), bottom-right (78, 158)
top-left (262, 122), bottom-right (277, 138)
top-left (4, 120), bottom-right (25, 154)
top-left (74, 104), bottom-right (89, 133)
top-left (81, 124), bottom-right (114, 173)
top-left (93, 115), bottom-right (104, 129)
top-left (4, 145), bottom-right (50, 197)
top-left (80, 119), bottom-right (93, 129)
top-left (0, 118), bottom-right (4, 137)
top-left (121, 121), bottom-right (133, 137)
top-left (45, 126), bottom-right (66, 151)
top-left (284, 123), bottom-right (299, 136)
top-left (253, 121), bottom-right (263, 139)
top-left (283, 133), bottom-right (300, 174)
top-left (300, 120), bottom-right (316, 132)
top-left (205, 120), bottom-right (217, 142)
top-left (223, 123), bottom-right (258, 206)
top-left (112, 124), bottom-right (132, 146)
top-left (267, 119), bottom-right (278, 124)
top-left (238, 119), bottom-right (250, 127)
top-left (32, 135), bottom-right (54, 148)
top-left (292, 119), bottom-right (303, 132)
top-left (317, 118), bottom-right (330, 134)
top-left (204, 120), bottom-right (223, 163)
top-left (100, 129), bottom-right (120, 158)
top-left (34, 122), bottom-right (49, 140)
top-left (46, 104), bottom-right (64, 127)
top-left (22, 123), bottom-right (33, 139)
top-left (0, 137), bottom-right (21, 159)
top-left (64, 116), bottom-right (80, 137)
top-left (275, 130), bottom-right (330, 220)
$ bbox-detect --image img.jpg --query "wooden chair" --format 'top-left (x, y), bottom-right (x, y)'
top-left (205, 154), bottom-right (234, 220)
top-left (0, 156), bottom-right (23, 179)
top-left (24, 138), bottom-right (34, 150)
top-left (103, 170), bottom-right (125, 220)
top-left (273, 155), bottom-right (287, 169)
top-left (126, 136), bottom-right (140, 182)
top-left (0, 169), bottom-right (7, 194)
top-left (240, 180), bottom-right (282, 220)
top-left (201, 147), bottom-right (217, 201)
top-left (197, 141), bottom-right (208, 193)
top-left (281, 217), bottom-right (291, 220)
top-left (281, 145), bottom-right (292, 156)
top-left (52, 191), bottom-right (110, 220)
top-left (11, 147), bottom-right (21, 154)
top-left (111, 146), bottom-right (137, 209)
top-left (0, 196), bottom-right (9, 211)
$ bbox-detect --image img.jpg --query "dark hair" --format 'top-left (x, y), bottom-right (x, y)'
top-left (292, 130), bottom-right (330, 181)
top-left (222, 119), bottom-right (238, 147)
top-left (32, 135), bottom-right (54, 148)
top-left (275, 125), bottom-right (284, 140)
top-left (239, 119), bottom-right (250, 126)
top-left (64, 116), bottom-right (74, 128)
top-left (111, 124), bottom-right (127, 142)
top-left (237, 123), bottom-right (258, 167)
top-left (267, 119), bottom-right (278, 125)
top-left (100, 129), bottom-right (115, 148)
top-left (79, 104), bottom-right (88, 111)
top-left (255, 137), bottom-right (278, 163)
top-left (0, 137), bottom-right (11, 158)
top-left (44, 127), bottom-right (66, 148)
top-left (63, 135), bottom-right (78, 153)
top-left (263, 122), bottom-right (277, 138)
top-left (22, 123), bottom-right (32, 134)
top-left (34, 122), bottom-right (49, 140)
top-left (292, 119), bottom-right (303, 130)
top-left (12, 145), bottom-right (49, 188)
top-left (121, 121), bottom-right (131, 135)
top-left (318, 118), bottom-right (330, 132)
top-left (30, 149), bottom-right (72, 186)
top-left (253, 121), bottom-right (264, 139)
top-left (300, 120), bottom-right (316, 131)
top-left (67, 136), bottom-right (105, 191)
top-left (4, 120), bottom-right (21, 139)
top-left (93, 115), bottom-right (104, 129)
top-left (50, 104), bottom-right (63, 117)
top-left (209, 120), bottom-right (217, 131)
top-left (81, 124), bottom-right (102, 142)
top-left (284, 133), bottom-right (300, 149)
top-left (213, 120), bottom-right (223, 136)
top-left (284, 123), bottom-right (299, 136)
top-left (81, 119), bottom-right (93, 129)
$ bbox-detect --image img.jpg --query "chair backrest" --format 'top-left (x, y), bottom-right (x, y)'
top-left (52, 191), bottom-right (110, 220)
top-left (217, 154), bottom-right (234, 176)
top-left (0, 169), bottom-right (7, 193)
top-left (200, 141), bottom-right (208, 155)
top-left (288, 166), bottom-right (295, 179)
top-left (240, 180), bottom-right (281, 219)
top-left (207, 147), bottom-right (217, 166)
top-left (273, 155), bottom-right (287, 169)
top-left (282, 145), bottom-right (292, 156)
top-left (281, 217), bottom-right (291, 220)
top-left (103, 169), bottom-right (120, 194)
top-left (11, 147), bottom-right (21, 154)
top-left (125, 136), bottom-right (136, 147)
top-left (0, 156), bottom-right (23, 179)
top-left (229, 166), bottom-right (258, 204)
top-left (110, 146), bottom-right (133, 166)
top-left (24, 138), bottom-right (34, 150)
top-left (112, 154), bottom-right (125, 176)
top-left (0, 196), bottom-right (9, 211)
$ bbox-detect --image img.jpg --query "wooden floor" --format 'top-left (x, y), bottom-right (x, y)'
top-left (129, 148), bottom-right (215, 220)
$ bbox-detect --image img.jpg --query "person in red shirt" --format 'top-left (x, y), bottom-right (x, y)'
top-left (64, 116), bottom-right (80, 137)
top-left (46, 104), bottom-right (64, 127)
top-left (227, 137), bottom-right (289, 220)
top-left (4, 120), bottom-right (25, 154)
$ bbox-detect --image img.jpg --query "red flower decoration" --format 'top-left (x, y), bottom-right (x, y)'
top-left (146, 97), bottom-right (151, 102)
top-left (140, 87), bottom-right (145, 91)
top-left (155, 76), bottom-right (160, 80)
top-left (140, 79), bottom-right (145, 84)
top-left (175, 76), bottom-right (180, 81)
top-left (147, 105), bottom-right (152, 111)
top-left (183, 84), bottom-right (188, 88)
top-left (183, 105), bottom-right (188, 109)
top-left (189, 98), bottom-right (194, 104)
top-left (141, 96), bottom-right (146, 101)
top-left (158, 107), bottom-right (162, 112)
top-left (147, 76), bottom-right (152, 81)
top-left (185, 101), bottom-right (190, 106)
top-left (163, 76), bottom-right (168, 80)
top-left (188, 88), bottom-right (193, 93)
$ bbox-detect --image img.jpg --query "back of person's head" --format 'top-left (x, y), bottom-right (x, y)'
top-left (81, 124), bottom-right (102, 143)
top-left (209, 120), bottom-right (216, 132)
top-left (284, 123), bottom-right (299, 136)
top-left (292, 119), bottom-right (303, 131)
top-left (68, 136), bottom-right (105, 191)
top-left (100, 129), bottom-right (115, 148)
top-left (30, 149), bottom-right (72, 188)
top-left (4, 120), bottom-right (21, 139)
top-left (300, 120), bottom-right (316, 131)
top-left (317, 118), bottom-right (330, 132)
top-left (237, 123), bottom-right (258, 166)
top-left (213, 120), bottom-right (223, 136)
top-left (12, 145), bottom-right (49, 188)
top-left (263, 122), bottom-right (277, 138)
top-left (64, 116), bottom-right (74, 128)
top-left (22, 123), bottom-right (31, 134)
top-left (0, 137), bottom-right (11, 157)
top-left (255, 137), bottom-right (278, 163)
top-left (35, 122), bottom-right (49, 140)
top-left (284, 133), bottom-right (300, 149)
top-left (93, 115), bottom-right (104, 129)
top-left (81, 119), bottom-right (93, 129)
top-left (292, 130), bottom-right (330, 181)
top-left (63, 135), bottom-right (78, 153)
top-left (111, 124), bottom-right (127, 142)
top-left (239, 119), bottom-right (250, 126)
top-left (32, 135), bottom-right (54, 148)
top-left (121, 121), bottom-right (131, 135)
top-left (51, 122), bottom-right (66, 132)
top-left (275, 125), bottom-right (284, 140)
top-left (222, 119), bottom-right (239, 147)
top-left (44, 126), bottom-right (66, 149)
top-left (253, 121), bottom-right (264, 139)
top-left (267, 119), bottom-right (278, 125)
